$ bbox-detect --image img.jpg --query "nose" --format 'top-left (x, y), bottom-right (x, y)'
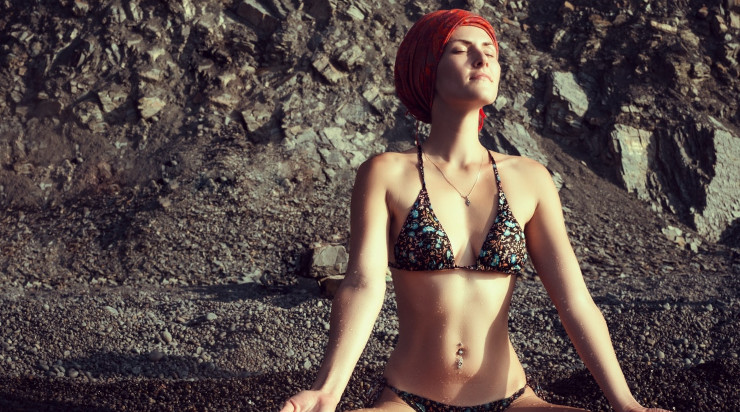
top-left (472, 48), bottom-right (488, 68)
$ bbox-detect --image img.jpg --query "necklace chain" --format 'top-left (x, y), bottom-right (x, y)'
top-left (423, 150), bottom-right (488, 207)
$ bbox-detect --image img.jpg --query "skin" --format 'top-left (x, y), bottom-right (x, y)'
top-left (280, 26), bottom-right (669, 412)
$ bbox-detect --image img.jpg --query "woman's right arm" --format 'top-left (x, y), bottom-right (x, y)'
top-left (280, 155), bottom-right (392, 412)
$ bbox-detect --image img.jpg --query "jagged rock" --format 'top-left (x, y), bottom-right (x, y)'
top-left (544, 71), bottom-right (589, 136)
top-left (72, 0), bottom-right (90, 16)
top-left (236, 0), bottom-right (282, 33)
top-left (611, 124), bottom-right (651, 201)
top-left (691, 62), bottom-right (711, 79)
top-left (283, 128), bottom-right (319, 152)
top-left (691, 117), bottom-right (740, 242)
top-left (309, 244), bottom-right (348, 279)
top-left (73, 101), bottom-right (105, 132)
top-left (729, 11), bottom-right (740, 29)
top-left (712, 15), bottom-right (729, 35)
top-left (241, 102), bottom-right (273, 133)
top-left (336, 45), bottom-right (364, 71)
top-left (318, 147), bottom-right (347, 168)
top-left (650, 20), bottom-right (678, 34)
top-left (209, 93), bottom-right (240, 109)
top-left (483, 120), bottom-right (548, 166)
top-left (345, 5), bottom-right (365, 21)
top-left (97, 89), bottom-right (128, 113)
top-left (108, 5), bottom-right (126, 24)
top-left (312, 54), bottom-right (345, 84)
top-left (321, 127), bottom-right (353, 152)
top-left (679, 30), bottom-right (701, 49)
top-left (126, 1), bottom-right (143, 22)
top-left (137, 96), bottom-right (166, 119)
top-left (139, 68), bottom-right (164, 82)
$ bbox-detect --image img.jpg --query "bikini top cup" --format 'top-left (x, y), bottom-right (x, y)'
top-left (389, 145), bottom-right (528, 274)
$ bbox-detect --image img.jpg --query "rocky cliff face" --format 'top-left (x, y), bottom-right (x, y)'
top-left (0, 0), bottom-right (738, 288)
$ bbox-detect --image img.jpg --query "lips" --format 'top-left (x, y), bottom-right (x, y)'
top-left (470, 73), bottom-right (492, 81)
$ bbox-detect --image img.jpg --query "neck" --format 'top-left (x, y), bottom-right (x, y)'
top-left (424, 105), bottom-right (485, 167)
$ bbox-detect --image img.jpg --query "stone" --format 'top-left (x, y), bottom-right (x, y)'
top-left (127, 2), bottom-right (143, 22)
top-left (346, 5), bottom-right (364, 20)
top-left (139, 68), bottom-right (164, 82)
top-left (103, 306), bottom-right (119, 316)
top-left (73, 101), bottom-right (105, 132)
top-left (730, 11), bottom-right (740, 30)
top-left (241, 102), bottom-right (273, 133)
top-left (206, 312), bottom-right (218, 321)
top-left (108, 5), bottom-right (127, 24)
top-left (98, 89), bottom-right (128, 113)
top-left (236, 0), bottom-right (282, 33)
top-left (72, 0), bottom-right (90, 16)
top-left (610, 124), bottom-right (652, 201)
top-left (138, 96), bottom-right (166, 119)
top-left (711, 15), bottom-right (728, 35)
top-left (679, 30), bottom-right (701, 49)
top-left (309, 244), bottom-right (348, 278)
top-left (210, 93), bottom-right (241, 109)
top-left (312, 54), bottom-right (345, 84)
top-left (318, 147), bottom-right (347, 168)
top-left (691, 118), bottom-right (740, 242)
top-left (488, 119), bottom-right (549, 166)
top-left (650, 20), bottom-right (678, 34)
top-left (545, 71), bottom-right (589, 136)
top-left (321, 127), bottom-right (352, 151)
top-left (336, 45), bottom-right (364, 70)
top-left (690, 62), bottom-right (711, 79)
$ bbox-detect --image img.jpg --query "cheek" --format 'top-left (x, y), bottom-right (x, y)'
top-left (491, 61), bottom-right (502, 81)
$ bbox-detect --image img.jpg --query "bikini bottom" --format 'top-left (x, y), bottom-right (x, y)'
top-left (374, 378), bottom-right (527, 412)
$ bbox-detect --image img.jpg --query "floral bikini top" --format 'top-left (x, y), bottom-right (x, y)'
top-left (389, 145), bottom-right (528, 274)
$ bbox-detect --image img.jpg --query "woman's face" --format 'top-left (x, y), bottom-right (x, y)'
top-left (434, 25), bottom-right (500, 110)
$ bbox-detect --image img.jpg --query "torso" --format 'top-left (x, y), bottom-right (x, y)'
top-left (380, 147), bottom-right (539, 405)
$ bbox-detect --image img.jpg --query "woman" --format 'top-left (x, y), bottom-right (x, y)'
top-left (281, 9), bottom-right (669, 412)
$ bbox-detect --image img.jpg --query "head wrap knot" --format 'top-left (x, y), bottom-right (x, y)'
top-left (394, 9), bottom-right (498, 132)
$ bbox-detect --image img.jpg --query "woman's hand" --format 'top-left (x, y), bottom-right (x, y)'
top-left (279, 390), bottom-right (340, 412)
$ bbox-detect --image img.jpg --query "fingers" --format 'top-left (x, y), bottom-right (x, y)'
top-left (279, 399), bottom-right (296, 412)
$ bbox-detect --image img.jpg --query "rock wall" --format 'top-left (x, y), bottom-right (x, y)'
top-left (0, 0), bottom-right (739, 264)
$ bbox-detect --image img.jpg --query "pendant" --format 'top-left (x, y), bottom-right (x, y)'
top-left (464, 197), bottom-right (471, 207)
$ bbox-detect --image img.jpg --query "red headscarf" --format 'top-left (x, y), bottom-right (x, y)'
top-left (394, 9), bottom-right (498, 132)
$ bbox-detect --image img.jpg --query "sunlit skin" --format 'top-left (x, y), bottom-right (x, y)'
top-left (280, 25), bottom-right (669, 412)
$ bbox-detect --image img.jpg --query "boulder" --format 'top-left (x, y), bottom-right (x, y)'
top-left (610, 124), bottom-right (652, 201)
top-left (138, 96), bottom-right (166, 119)
top-left (312, 54), bottom-right (345, 84)
top-left (692, 118), bottom-right (740, 242)
top-left (309, 243), bottom-right (348, 278)
top-left (545, 71), bottom-right (590, 137)
top-left (236, 0), bottom-right (282, 33)
top-left (489, 119), bottom-right (549, 166)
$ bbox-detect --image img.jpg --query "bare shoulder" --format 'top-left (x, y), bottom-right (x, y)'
top-left (494, 153), bottom-right (555, 193)
top-left (355, 150), bottom-right (417, 187)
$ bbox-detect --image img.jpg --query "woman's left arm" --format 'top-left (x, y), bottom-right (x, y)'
top-left (522, 162), bottom-right (667, 412)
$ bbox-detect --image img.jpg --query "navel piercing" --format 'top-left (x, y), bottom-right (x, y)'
top-left (456, 343), bottom-right (464, 369)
